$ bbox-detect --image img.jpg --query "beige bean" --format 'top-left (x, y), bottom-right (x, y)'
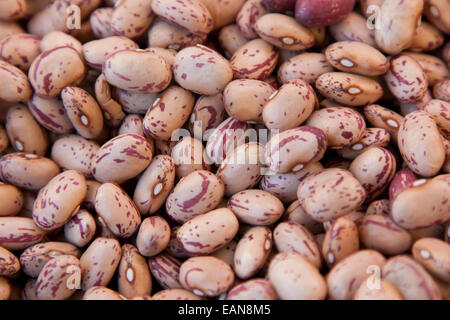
top-left (337, 128), bottom-right (390, 160)
top-left (136, 216), bottom-right (170, 257)
top-left (189, 93), bottom-right (226, 139)
top-left (0, 33), bottom-right (40, 72)
top-left (267, 252), bottom-right (327, 300)
top-left (263, 79), bottom-right (317, 131)
top-left (353, 279), bottom-right (403, 300)
top-left (147, 47), bottom-right (176, 66)
top-left (26, 6), bottom-right (57, 38)
top-left (40, 31), bottom-right (82, 55)
top-left (255, 13), bottom-right (314, 51)
top-left (375, 0), bottom-right (423, 55)
top-left (134, 155), bottom-right (175, 215)
top-left (382, 255), bottom-right (441, 300)
top-left (325, 41), bottom-right (388, 76)
top-left (83, 36), bottom-right (137, 69)
top-left (151, 288), bottom-right (202, 300)
top-left (234, 226), bottom-right (272, 279)
top-left (409, 22), bottom-right (444, 52)
top-left (412, 238), bottom-right (450, 283)
top-left (80, 237), bottom-right (121, 290)
top-left (0, 182), bottom-right (23, 217)
top-left (28, 94), bottom-right (74, 134)
top-left (316, 72), bottom-right (383, 107)
top-left (217, 142), bottom-right (263, 197)
top-left (274, 221), bottom-right (321, 268)
top-left (113, 88), bottom-right (157, 114)
top-left (111, 0), bottom-right (154, 39)
top-left (218, 24), bottom-right (248, 58)
top-left (211, 238), bottom-right (237, 267)
top-left (22, 278), bottom-right (38, 300)
top-left (148, 253), bottom-right (182, 289)
top-left (19, 241), bottom-right (80, 278)
top-left (104, 49), bottom-right (172, 93)
top-left (423, 0), bottom-right (450, 34)
top-left (398, 110), bottom-right (445, 177)
top-left (0, 61), bottom-right (32, 102)
top-left (307, 107), bottom-right (366, 148)
top-left (179, 256), bottom-right (234, 297)
top-left (391, 174), bottom-right (450, 230)
top-left (90, 8), bottom-right (114, 39)
top-left (174, 45), bottom-right (232, 95)
top-left (364, 104), bottom-right (404, 143)
top-left (231, 39), bottom-right (278, 80)
top-left (0, 0), bottom-right (28, 21)
top-left (322, 217), bottom-right (359, 268)
top-left (200, 0), bottom-right (245, 29)
top-left (265, 126), bottom-right (328, 173)
top-left (224, 79), bottom-right (275, 123)
top-left (147, 19), bottom-right (206, 51)
top-left (278, 52), bottom-right (333, 85)
top-left (349, 147), bottom-right (396, 200)
top-left (384, 55), bottom-right (428, 104)
top-left (0, 125), bottom-right (8, 154)
top-left (28, 46), bottom-right (85, 98)
top-left (6, 104), bottom-right (48, 155)
top-left (423, 99), bottom-right (450, 139)
top-left (226, 278), bottom-right (277, 300)
top-left (0, 246), bottom-right (20, 276)
top-left (117, 244), bottom-right (152, 299)
top-left (327, 249), bottom-right (386, 300)
top-left (177, 207), bottom-right (238, 256)
top-left (297, 168), bottom-right (366, 222)
top-left (51, 135), bottom-right (99, 177)
top-left (93, 77), bottom-right (125, 127)
top-left (329, 12), bottom-right (376, 47)
top-left (366, 199), bottom-right (390, 216)
top-left (92, 133), bottom-right (153, 183)
top-left (32, 170), bottom-right (86, 231)
top-left (64, 209), bottom-right (96, 248)
top-left (358, 214), bottom-right (412, 255)
top-left (171, 137), bottom-right (210, 179)
top-left (143, 86), bottom-right (194, 140)
top-left (0, 153), bottom-right (60, 191)
top-left (35, 255), bottom-right (81, 300)
top-left (61, 87), bottom-right (104, 139)
top-left (228, 189), bottom-right (284, 226)
top-left (95, 183), bottom-right (141, 238)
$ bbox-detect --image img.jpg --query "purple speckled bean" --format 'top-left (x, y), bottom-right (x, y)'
top-left (336, 128), bottom-right (390, 160)
top-left (283, 200), bottom-right (324, 234)
top-left (148, 253), bottom-right (182, 290)
top-left (40, 31), bottom-right (82, 55)
top-left (0, 246), bottom-right (20, 276)
top-left (111, 0), bottom-right (154, 39)
top-left (90, 8), bottom-right (114, 39)
top-left (0, 217), bottom-right (46, 251)
top-left (28, 94), bottom-right (74, 134)
top-left (278, 52), bottom-right (333, 85)
top-left (423, 99), bottom-right (450, 140)
top-left (0, 33), bottom-right (41, 72)
top-left (364, 104), bottom-right (404, 143)
top-left (136, 216), bottom-right (171, 257)
top-left (0, 60), bottom-right (32, 102)
top-left (412, 238), bottom-right (450, 283)
top-left (64, 209), bottom-right (96, 248)
top-left (32, 170), bottom-right (87, 231)
top-left (236, 0), bottom-right (268, 39)
top-left (171, 137), bottom-right (210, 179)
top-left (189, 93), bottom-right (226, 139)
top-left (226, 278), bottom-right (277, 300)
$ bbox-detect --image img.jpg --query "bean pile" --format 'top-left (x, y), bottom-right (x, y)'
top-left (0, 0), bottom-right (449, 300)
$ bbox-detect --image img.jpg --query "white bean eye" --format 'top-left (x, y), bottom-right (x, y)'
top-left (327, 253), bottom-right (335, 264)
top-left (340, 58), bottom-right (354, 67)
top-left (264, 239), bottom-right (271, 251)
top-left (292, 163), bottom-right (304, 172)
top-left (15, 140), bottom-right (24, 151)
top-left (282, 37), bottom-right (294, 45)
top-left (153, 182), bottom-right (163, 196)
top-left (420, 250), bottom-right (430, 259)
top-left (193, 289), bottom-right (204, 297)
top-left (412, 179), bottom-right (427, 187)
top-left (347, 86), bottom-right (361, 95)
top-left (351, 143), bottom-right (363, 151)
top-left (80, 115), bottom-right (89, 126)
top-left (126, 268), bottom-right (134, 282)
top-left (386, 119), bottom-right (399, 128)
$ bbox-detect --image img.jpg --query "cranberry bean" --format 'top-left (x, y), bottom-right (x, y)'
top-left (409, 22), bottom-right (444, 53)
top-left (0, 33), bottom-right (40, 72)
top-left (278, 52), bottom-right (333, 85)
top-left (404, 52), bottom-right (449, 87)
top-left (364, 104), bottom-right (404, 143)
top-left (236, 0), bottom-right (269, 39)
top-left (423, 99), bottom-right (450, 139)
top-left (0, 217), bottom-right (45, 251)
top-left (189, 93), bottom-right (226, 139)
top-left (111, 0), bottom-right (154, 39)
top-left (28, 94), bottom-right (74, 134)
top-left (171, 137), bottom-right (210, 179)
top-left (0, 61), bottom-right (32, 102)
top-left (412, 238), bottom-right (450, 283)
top-left (151, 288), bottom-right (203, 300)
top-left (295, 0), bottom-right (355, 28)
top-left (148, 253), bottom-right (182, 289)
top-left (90, 8), bottom-right (114, 39)
top-left (64, 210), bottom-right (96, 248)
top-left (433, 80), bottom-right (450, 103)
top-left (226, 278), bottom-right (277, 300)
top-left (136, 216), bottom-right (170, 257)
top-left (329, 12), bottom-right (376, 47)
top-left (218, 25), bottom-right (248, 58)
top-left (0, 246), bottom-right (20, 276)
top-left (353, 279), bottom-right (403, 300)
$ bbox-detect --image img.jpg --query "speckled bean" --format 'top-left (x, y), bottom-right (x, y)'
top-left (283, 200), bottom-right (324, 234)
top-left (423, 100), bottom-right (450, 140)
top-left (433, 80), bottom-right (450, 103)
top-left (0, 246), bottom-right (20, 276)
top-left (90, 8), bottom-right (114, 39)
top-left (32, 170), bottom-right (86, 231)
top-left (366, 199), bottom-right (390, 216)
top-left (0, 33), bottom-right (40, 72)
top-left (410, 22), bottom-right (444, 53)
top-left (64, 209), bottom-right (96, 248)
top-left (35, 255), bottom-right (81, 300)
top-left (0, 61), bottom-right (32, 102)
top-left (411, 238), bottom-right (449, 283)
top-left (329, 12), bottom-right (375, 46)
top-left (151, 288), bottom-right (202, 300)
top-left (28, 46), bottom-right (85, 98)
top-left (92, 133), bottom-right (153, 183)
top-left (353, 279), bottom-right (403, 300)
top-left (236, 0), bottom-right (268, 39)
top-left (336, 128), bottom-right (390, 160)
top-left (391, 174), bottom-right (450, 230)
top-left (40, 31), bottom-right (82, 55)
top-left (363, 104), bottom-right (404, 143)
top-left (171, 137), bottom-right (210, 178)
top-left (423, 0), bottom-right (450, 34)
top-left (189, 93), bottom-right (226, 139)
top-left (111, 0), bottom-right (154, 39)
top-left (80, 237), bottom-right (121, 290)
top-left (28, 94), bottom-right (74, 134)
top-left (267, 252), bottom-right (327, 300)
top-left (231, 39), bottom-right (278, 80)
top-left (233, 226), bottom-right (271, 279)
top-left (95, 183), bottom-right (141, 238)
top-left (82, 286), bottom-right (125, 300)
top-left (265, 126), bottom-right (327, 173)
top-left (297, 168), bottom-right (366, 222)
top-left (255, 13), bottom-right (314, 51)
top-left (136, 216), bottom-right (170, 257)
top-left (218, 24), bottom-right (248, 58)
top-left (104, 49), bottom-right (172, 93)
top-left (179, 256), bottom-right (234, 297)
top-left (404, 52), bottom-right (449, 87)
top-left (375, 0), bottom-right (423, 55)
top-left (226, 278), bottom-right (277, 300)
top-left (382, 255), bottom-right (441, 300)
top-left (117, 244), bottom-right (152, 298)
top-left (148, 253), bottom-right (182, 289)
top-left (398, 110), bottom-right (445, 177)
top-left (94, 74), bottom-right (125, 127)
top-left (315, 72), bottom-right (383, 107)
top-left (177, 207), bottom-right (238, 256)
top-left (278, 52), bottom-right (333, 85)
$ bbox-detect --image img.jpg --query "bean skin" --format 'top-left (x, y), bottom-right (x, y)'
top-left (278, 52), bottom-right (333, 85)
top-left (28, 94), bottom-right (74, 134)
top-left (136, 216), bottom-right (170, 257)
top-left (64, 210), bottom-right (96, 248)
top-left (0, 246), bottom-right (20, 276)
top-left (411, 238), bottom-right (450, 283)
top-left (226, 278), bottom-right (278, 300)
top-left (151, 288), bottom-right (203, 300)
top-left (353, 279), bottom-right (403, 300)
top-left (148, 253), bottom-right (182, 290)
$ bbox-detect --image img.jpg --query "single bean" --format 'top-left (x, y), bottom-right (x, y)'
top-left (0, 33), bottom-right (40, 72)
top-left (433, 80), bottom-right (450, 103)
top-left (412, 238), bottom-right (450, 283)
top-left (0, 61), bottom-right (32, 102)
top-left (151, 288), bottom-right (202, 300)
top-left (136, 216), bottom-right (170, 257)
top-left (28, 94), bottom-right (74, 134)
top-left (189, 93), bottom-right (226, 139)
top-left (40, 31), bottom-right (82, 55)
top-left (423, 99), bottom-right (450, 139)
top-left (64, 209), bottom-right (96, 248)
top-left (218, 24), bottom-right (248, 58)
top-left (236, 0), bottom-right (268, 39)
top-left (423, 0), bottom-right (450, 34)
top-left (200, 0), bottom-right (245, 29)
top-left (226, 278), bottom-right (277, 300)
top-left (171, 137), bottom-right (210, 179)
top-left (409, 22), bottom-right (444, 53)
top-left (148, 253), bottom-right (182, 289)
top-left (353, 279), bottom-right (403, 300)
top-left (329, 12), bottom-right (376, 47)
top-left (111, 0), bottom-right (154, 39)
top-left (90, 8), bottom-right (114, 39)
top-left (0, 246), bottom-right (20, 276)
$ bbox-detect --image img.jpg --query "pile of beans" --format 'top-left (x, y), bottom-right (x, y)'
top-left (0, 0), bottom-right (449, 301)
